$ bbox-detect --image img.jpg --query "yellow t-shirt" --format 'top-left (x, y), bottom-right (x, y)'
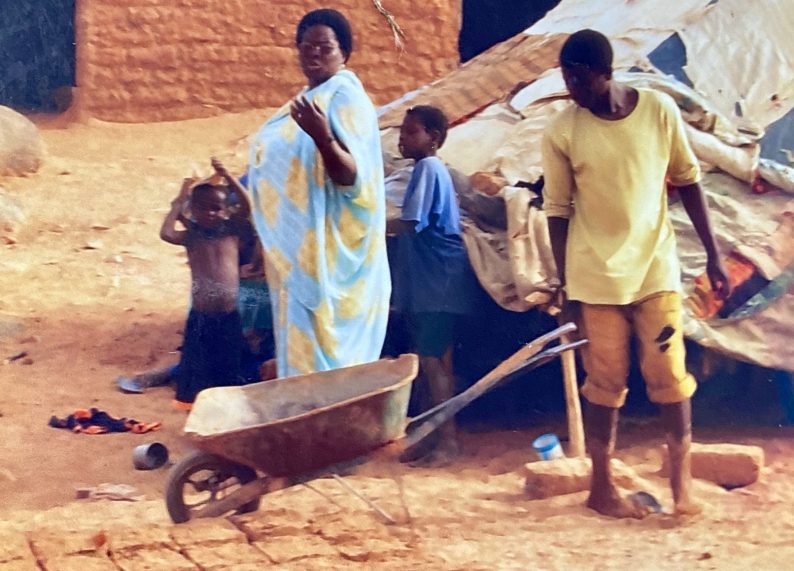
top-left (542, 88), bottom-right (701, 305)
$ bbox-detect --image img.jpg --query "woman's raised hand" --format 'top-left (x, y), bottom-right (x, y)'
top-left (291, 96), bottom-right (333, 146)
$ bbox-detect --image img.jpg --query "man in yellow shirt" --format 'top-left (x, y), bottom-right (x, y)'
top-left (543, 29), bottom-right (731, 518)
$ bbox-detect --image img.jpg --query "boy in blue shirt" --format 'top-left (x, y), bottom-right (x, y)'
top-left (388, 106), bottom-right (477, 466)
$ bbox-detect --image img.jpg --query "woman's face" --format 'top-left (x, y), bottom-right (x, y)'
top-left (298, 25), bottom-right (346, 87)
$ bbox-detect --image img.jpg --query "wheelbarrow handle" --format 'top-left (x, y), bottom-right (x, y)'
top-left (405, 322), bottom-right (579, 430)
top-left (403, 336), bottom-right (587, 448)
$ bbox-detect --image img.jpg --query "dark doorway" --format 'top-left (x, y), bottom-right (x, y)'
top-left (0, 0), bottom-right (76, 112)
top-left (459, 0), bottom-right (561, 62)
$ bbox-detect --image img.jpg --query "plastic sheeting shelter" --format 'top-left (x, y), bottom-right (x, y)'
top-left (379, 0), bottom-right (794, 372)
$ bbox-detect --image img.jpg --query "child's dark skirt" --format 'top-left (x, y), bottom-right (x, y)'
top-left (175, 309), bottom-right (245, 403)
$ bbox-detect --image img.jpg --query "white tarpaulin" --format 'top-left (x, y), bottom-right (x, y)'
top-left (381, 0), bottom-right (794, 370)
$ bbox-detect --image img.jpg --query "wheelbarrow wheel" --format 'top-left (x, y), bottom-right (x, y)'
top-left (165, 450), bottom-right (260, 523)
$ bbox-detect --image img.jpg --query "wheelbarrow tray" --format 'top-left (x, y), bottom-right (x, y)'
top-left (183, 354), bottom-right (418, 477)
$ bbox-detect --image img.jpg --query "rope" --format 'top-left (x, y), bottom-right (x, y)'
top-left (370, 0), bottom-right (406, 51)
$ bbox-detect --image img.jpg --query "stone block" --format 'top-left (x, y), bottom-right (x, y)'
top-left (660, 443), bottom-right (764, 488)
top-left (523, 457), bottom-right (659, 499)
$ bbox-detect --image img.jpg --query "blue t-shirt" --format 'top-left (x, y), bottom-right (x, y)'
top-left (393, 157), bottom-right (476, 315)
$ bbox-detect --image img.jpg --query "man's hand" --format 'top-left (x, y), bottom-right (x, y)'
top-left (290, 96), bottom-right (333, 145)
top-left (706, 255), bottom-right (732, 300)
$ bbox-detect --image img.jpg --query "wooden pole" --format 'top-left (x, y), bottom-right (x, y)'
top-left (560, 333), bottom-right (585, 457)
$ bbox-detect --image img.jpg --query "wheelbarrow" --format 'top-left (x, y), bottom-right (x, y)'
top-left (164, 322), bottom-right (586, 523)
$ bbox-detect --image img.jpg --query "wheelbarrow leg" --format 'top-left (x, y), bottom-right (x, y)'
top-left (331, 474), bottom-right (396, 524)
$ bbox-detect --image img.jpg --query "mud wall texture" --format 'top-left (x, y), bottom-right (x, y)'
top-left (74, 0), bottom-right (461, 122)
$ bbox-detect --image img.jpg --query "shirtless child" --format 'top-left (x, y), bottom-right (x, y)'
top-left (160, 158), bottom-right (253, 409)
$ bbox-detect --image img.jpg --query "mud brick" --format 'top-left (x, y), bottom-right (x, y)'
top-left (40, 555), bottom-right (117, 571)
top-left (182, 542), bottom-right (270, 570)
top-left (28, 529), bottom-right (108, 561)
top-left (107, 526), bottom-right (174, 555)
top-left (169, 518), bottom-right (247, 548)
top-left (523, 457), bottom-right (660, 499)
top-left (0, 560), bottom-right (39, 571)
top-left (113, 547), bottom-right (198, 571)
top-left (253, 534), bottom-right (337, 564)
top-left (661, 443), bottom-right (764, 488)
top-left (232, 510), bottom-right (308, 540)
top-left (0, 531), bottom-right (34, 564)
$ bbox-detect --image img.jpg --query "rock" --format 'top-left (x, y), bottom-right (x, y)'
top-left (0, 106), bottom-right (45, 176)
top-left (660, 443), bottom-right (764, 488)
top-left (0, 188), bottom-right (25, 241)
top-left (523, 457), bottom-right (660, 500)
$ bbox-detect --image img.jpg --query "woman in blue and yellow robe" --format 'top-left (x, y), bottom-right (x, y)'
top-left (245, 10), bottom-right (390, 378)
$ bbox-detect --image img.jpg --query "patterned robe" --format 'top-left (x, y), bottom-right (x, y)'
top-left (246, 70), bottom-right (390, 377)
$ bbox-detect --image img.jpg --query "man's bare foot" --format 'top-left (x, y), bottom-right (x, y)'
top-left (674, 498), bottom-right (703, 516)
top-left (587, 488), bottom-right (651, 519)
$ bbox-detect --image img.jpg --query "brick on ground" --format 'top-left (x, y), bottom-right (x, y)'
top-left (334, 537), bottom-right (413, 563)
top-left (169, 518), bottom-right (247, 548)
top-left (182, 541), bottom-right (271, 570)
top-left (523, 457), bottom-right (661, 499)
top-left (28, 529), bottom-right (114, 570)
top-left (660, 443), bottom-right (764, 487)
top-left (39, 555), bottom-right (118, 571)
top-left (107, 526), bottom-right (175, 555)
top-left (232, 509), bottom-right (309, 541)
top-left (253, 534), bottom-right (339, 564)
top-left (0, 560), bottom-right (39, 571)
top-left (112, 547), bottom-right (198, 571)
top-left (0, 531), bottom-right (35, 566)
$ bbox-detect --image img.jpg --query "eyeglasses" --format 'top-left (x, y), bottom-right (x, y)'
top-left (298, 42), bottom-right (340, 55)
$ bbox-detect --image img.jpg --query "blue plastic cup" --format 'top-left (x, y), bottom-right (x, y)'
top-left (532, 433), bottom-right (565, 461)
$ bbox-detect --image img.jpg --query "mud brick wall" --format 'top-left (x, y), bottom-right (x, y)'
top-left (74, 0), bottom-right (461, 122)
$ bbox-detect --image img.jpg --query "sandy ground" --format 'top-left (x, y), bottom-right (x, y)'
top-left (1, 113), bottom-right (794, 569)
